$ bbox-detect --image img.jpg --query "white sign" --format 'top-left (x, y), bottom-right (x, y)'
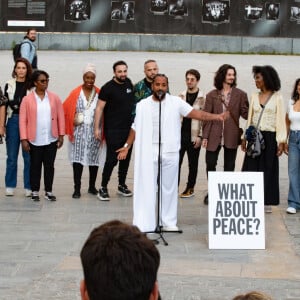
top-left (208, 171), bottom-right (265, 249)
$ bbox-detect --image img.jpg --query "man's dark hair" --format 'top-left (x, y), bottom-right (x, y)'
top-left (113, 60), bottom-right (128, 72)
top-left (152, 73), bottom-right (168, 84)
top-left (80, 220), bottom-right (160, 300)
top-left (291, 78), bottom-right (300, 101)
top-left (24, 28), bottom-right (36, 38)
top-left (185, 69), bottom-right (200, 81)
top-left (214, 64), bottom-right (237, 90)
top-left (144, 59), bottom-right (157, 66)
top-left (252, 65), bottom-right (281, 92)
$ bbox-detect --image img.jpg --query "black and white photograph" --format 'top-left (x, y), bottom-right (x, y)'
top-left (64, 0), bottom-right (91, 22)
top-left (266, 3), bottom-right (279, 20)
top-left (169, 0), bottom-right (188, 18)
top-left (244, 4), bottom-right (263, 20)
top-left (290, 5), bottom-right (300, 22)
top-left (150, 0), bottom-right (169, 15)
top-left (111, 1), bottom-right (135, 22)
top-left (202, 0), bottom-right (230, 24)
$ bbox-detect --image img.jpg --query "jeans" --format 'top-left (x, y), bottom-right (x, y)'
top-left (288, 130), bottom-right (300, 209)
top-left (5, 114), bottom-right (31, 189)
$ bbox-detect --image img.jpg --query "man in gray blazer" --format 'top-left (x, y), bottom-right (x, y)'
top-left (202, 64), bottom-right (249, 204)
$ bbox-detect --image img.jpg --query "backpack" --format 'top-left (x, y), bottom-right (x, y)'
top-left (12, 41), bottom-right (31, 62)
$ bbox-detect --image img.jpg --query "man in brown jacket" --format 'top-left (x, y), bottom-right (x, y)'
top-left (202, 64), bottom-right (249, 204)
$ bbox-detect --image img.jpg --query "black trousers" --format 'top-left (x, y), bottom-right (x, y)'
top-left (178, 140), bottom-right (201, 188)
top-left (29, 141), bottom-right (57, 193)
top-left (101, 141), bottom-right (132, 188)
top-left (73, 163), bottom-right (98, 191)
top-left (205, 145), bottom-right (237, 176)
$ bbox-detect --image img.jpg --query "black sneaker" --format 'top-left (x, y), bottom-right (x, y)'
top-left (117, 184), bottom-right (133, 197)
top-left (45, 192), bottom-right (56, 201)
top-left (32, 192), bottom-right (40, 202)
top-left (97, 187), bottom-right (110, 201)
top-left (88, 187), bottom-right (98, 195)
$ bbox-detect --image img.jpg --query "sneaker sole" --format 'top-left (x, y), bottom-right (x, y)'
top-left (117, 191), bottom-right (133, 197)
top-left (97, 194), bottom-right (110, 201)
top-left (180, 194), bottom-right (195, 198)
top-left (44, 196), bottom-right (56, 201)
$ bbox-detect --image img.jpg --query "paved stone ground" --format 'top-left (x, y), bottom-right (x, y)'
top-left (0, 51), bottom-right (300, 300)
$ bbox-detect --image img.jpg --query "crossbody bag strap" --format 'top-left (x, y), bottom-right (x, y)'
top-left (255, 92), bottom-right (273, 129)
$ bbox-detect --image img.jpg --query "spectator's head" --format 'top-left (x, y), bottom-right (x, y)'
top-left (144, 59), bottom-right (159, 82)
top-left (233, 291), bottom-right (273, 300)
top-left (12, 58), bottom-right (32, 88)
top-left (82, 63), bottom-right (96, 90)
top-left (185, 69), bottom-right (200, 91)
top-left (214, 64), bottom-right (237, 90)
top-left (25, 28), bottom-right (37, 42)
top-left (113, 60), bottom-right (128, 83)
top-left (292, 78), bottom-right (300, 101)
top-left (31, 70), bottom-right (49, 90)
top-left (252, 65), bottom-right (281, 92)
top-left (80, 220), bottom-right (160, 300)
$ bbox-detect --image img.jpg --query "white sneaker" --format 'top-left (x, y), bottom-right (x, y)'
top-left (25, 189), bottom-right (32, 197)
top-left (162, 226), bottom-right (179, 232)
top-left (5, 188), bottom-right (14, 196)
top-left (264, 205), bottom-right (272, 213)
top-left (286, 207), bottom-right (296, 214)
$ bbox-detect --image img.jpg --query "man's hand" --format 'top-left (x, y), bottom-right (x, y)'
top-left (218, 111), bottom-right (230, 121)
top-left (21, 140), bottom-right (30, 152)
top-left (202, 138), bottom-right (208, 148)
top-left (193, 137), bottom-right (201, 149)
top-left (116, 147), bottom-right (129, 160)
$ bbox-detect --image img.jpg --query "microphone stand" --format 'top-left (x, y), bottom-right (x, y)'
top-left (146, 91), bottom-right (182, 246)
top-left (153, 92), bottom-right (168, 245)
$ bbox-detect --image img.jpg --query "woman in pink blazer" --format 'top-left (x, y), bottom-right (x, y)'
top-left (19, 70), bottom-right (65, 201)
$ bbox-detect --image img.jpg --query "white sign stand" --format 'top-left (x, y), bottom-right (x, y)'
top-left (208, 171), bottom-right (265, 249)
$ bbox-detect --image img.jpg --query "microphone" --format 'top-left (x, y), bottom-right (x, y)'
top-left (157, 91), bottom-right (164, 101)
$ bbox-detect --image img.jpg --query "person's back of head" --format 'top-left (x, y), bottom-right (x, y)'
top-left (233, 291), bottom-right (273, 300)
top-left (80, 220), bottom-right (160, 300)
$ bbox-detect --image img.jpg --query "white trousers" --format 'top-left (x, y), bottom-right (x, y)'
top-left (133, 144), bottom-right (179, 232)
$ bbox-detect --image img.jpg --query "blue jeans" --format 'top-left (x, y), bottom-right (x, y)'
top-left (288, 130), bottom-right (300, 209)
top-left (5, 114), bottom-right (31, 189)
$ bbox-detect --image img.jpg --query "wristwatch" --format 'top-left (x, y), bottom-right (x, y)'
top-left (124, 143), bottom-right (129, 148)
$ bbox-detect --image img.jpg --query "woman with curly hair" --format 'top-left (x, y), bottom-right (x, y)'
top-left (242, 65), bottom-right (286, 213)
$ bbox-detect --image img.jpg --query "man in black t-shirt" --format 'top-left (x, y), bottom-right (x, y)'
top-left (94, 60), bottom-right (134, 201)
top-left (178, 69), bottom-right (205, 198)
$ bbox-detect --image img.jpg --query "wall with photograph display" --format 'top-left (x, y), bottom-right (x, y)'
top-left (1, 0), bottom-right (300, 37)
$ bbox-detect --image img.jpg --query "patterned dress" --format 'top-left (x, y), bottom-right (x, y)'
top-left (68, 89), bottom-right (106, 166)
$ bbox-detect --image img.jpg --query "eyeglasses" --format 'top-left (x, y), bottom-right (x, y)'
top-left (37, 79), bottom-right (49, 83)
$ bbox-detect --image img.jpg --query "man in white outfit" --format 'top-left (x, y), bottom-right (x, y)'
top-left (117, 74), bottom-right (227, 233)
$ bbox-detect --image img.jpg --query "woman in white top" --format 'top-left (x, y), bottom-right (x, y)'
top-left (285, 78), bottom-right (300, 214)
top-left (242, 65), bottom-right (286, 213)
